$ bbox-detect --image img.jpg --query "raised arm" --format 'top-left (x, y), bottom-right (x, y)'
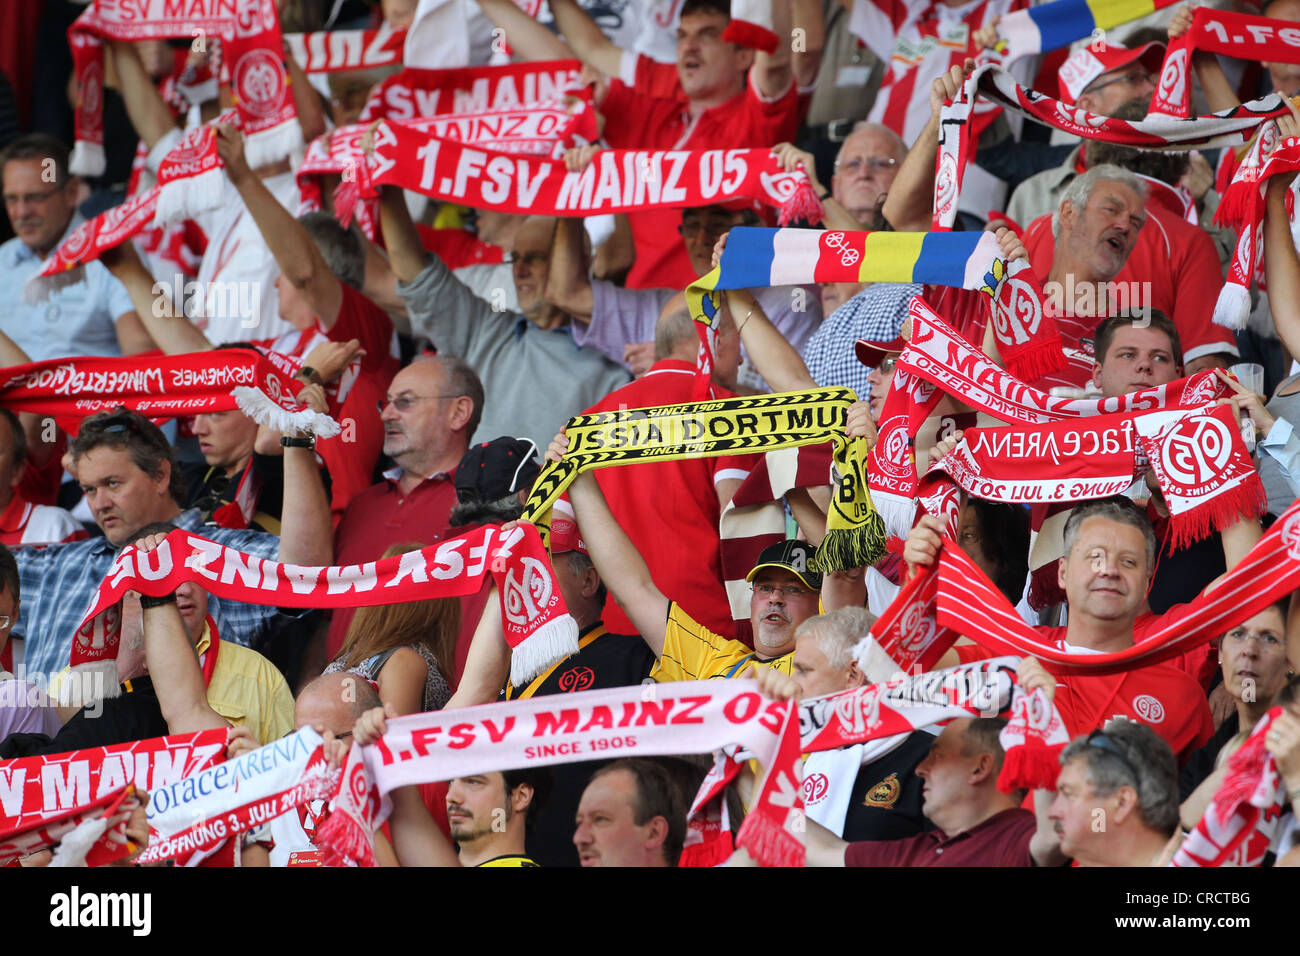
top-left (1263, 110), bottom-right (1300, 359)
top-left (724, 288), bottom-right (816, 393)
top-left (474, 0), bottom-right (577, 63)
top-left (558, 444), bottom-right (670, 656)
top-left (105, 40), bottom-right (180, 150)
top-left (544, 207), bottom-right (595, 321)
top-left (1167, 6), bottom-right (1238, 113)
top-left (215, 124), bottom-right (344, 328)
top-left (791, 0), bottom-right (825, 90)
top-left (752, 0), bottom-right (796, 101)
top-left (882, 62), bottom-right (971, 233)
top-left (275, 384), bottom-right (333, 566)
top-left (444, 590), bottom-right (511, 709)
top-left (378, 184), bottom-right (431, 284)
top-left (284, 48), bottom-right (327, 144)
top-left (100, 243), bottom-right (213, 354)
top-left (534, 0), bottom-right (622, 76)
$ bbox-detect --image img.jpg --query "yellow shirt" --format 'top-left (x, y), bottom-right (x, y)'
top-left (477, 855), bottom-right (540, 867)
top-left (651, 603), bottom-right (793, 683)
top-left (198, 625), bottom-right (295, 746)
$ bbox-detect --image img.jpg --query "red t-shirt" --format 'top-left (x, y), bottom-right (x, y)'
top-left (600, 64), bottom-right (800, 290)
top-left (844, 807), bottom-right (1036, 866)
top-left (326, 470), bottom-right (459, 661)
top-left (583, 360), bottom-right (755, 639)
top-left (1022, 205), bottom-right (1237, 371)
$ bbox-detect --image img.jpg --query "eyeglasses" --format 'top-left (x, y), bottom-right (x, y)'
top-left (752, 583), bottom-right (813, 599)
top-left (2, 184), bottom-right (66, 207)
top-left (377, 394), bottom-right (463, 413)
top-left (869, 356), bottom-right (898, 377)
top-left (1084, 730), bottom-right (1140, 785)
top-left (1081, 69), bottom-right (1152, 97)
top-left (834, 157), bottom-right (898, 175)
top-left (678, 221), bottom-right (732, 239)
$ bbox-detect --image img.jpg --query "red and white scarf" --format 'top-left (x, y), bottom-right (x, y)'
top-left (0, 727), bottom-right (227, 865)
top-left (284, 24), bottom-right (405, 75)
top-left (360, 59), bottom-right (586, 125)
top-left (1211, 130), bottom-right (1300, 330)
top-left (934, 61), bottom-right (1291, 231)
top-left (929, 499), bottom-right (1300, 675)
top-left (0, 348), bottom-right (338, 437)
top-left (0, 785), bottom-right (138, 868)
top-left (1173, 707), bottom-right (1290, 868)
top-left (68, 0), bottom-right (300, 177)
top-left (28, 116), bottom-right (233, 300)
top-left (337, 121), bottom-right (823, 225)
top-left (723, 0), bottom-right (778, 53)
top-left (922, 403), bottom-right (1266, 551)
top-left (76, 524), bottom-right (578, 687)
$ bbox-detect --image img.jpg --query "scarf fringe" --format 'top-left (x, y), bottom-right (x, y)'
top-left (813, 513), bottom-right (886, 574)
top-left (507, 612), bottom-right (580, 686)
top-left (70, 140), bottom-right (106, 179)
top-left (1165, 476), bottom-right (1268, 553)
top-left (678, 831), bottom-right (734, 867)
top-left (232, 386), bottom-right (343, 439)
top-left (735, 810), bottom-right (804, 867)
top-left (1211, 282), bottom-right (1252, 330)
top-left (851, 634), bottom-right (905, 684)
top-left (315, 807), bottom-right (375, 868)
top-left (777, 183), bottom-right (825, 227)
top-left (721, 19), bottom-right (779, 54)
top-left (153, 166), bottom-right (225, 227)
top-left (57, 660), bottom-right (121, 709)
top-left (1002, 336), bottom-right (1067, 383)
top-left (242, 118), bottom-right (304, 171)
top-left (48, 814), bottom-right (111, 867)
top-left (1216, 717), bottom-right (1272, 827)
top-left (997, 740), bottom-right (1061, 793)
top-left (22, 266), bottom-right (86, 305)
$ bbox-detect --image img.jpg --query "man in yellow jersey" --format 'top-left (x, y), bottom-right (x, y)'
top-left (555, 437), bottom-right (823, 681)
top-left (446, 768), bottom-right (552, 867)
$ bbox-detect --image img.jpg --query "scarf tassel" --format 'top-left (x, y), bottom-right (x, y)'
top-left (22, 265), bottom-right (87, 305)
top-left (735, 811), bottom-right (804, 867)
top-left (506, 612), bottom-right (580, 687)
top-left (1001, 335), bottom-right (1068, 384)
top-left (154, 166), bottom-right (226, 227)
top-left (678, 831), bottom-right (735, 868)
top-left (813, 513), bottom-right (886, 575)
top-left (232, 385), bottom-right (343, 439)
top-left (777, 182), bottom-right (825, 227)
top-left (1214, 713), bottom-right (1272, 827)
top-left (70, 140), bottom-right (106, 180)
top-left (1164, 476), bottom-right (1268, 553)
top-left (997, 740), bottom-right (1062, 794)
top-left (242, 117), bottom-right (305, 172)
top-left (315, 808), bottom-right (376, 868)
top-left (1211, 282), bottom-right (1252, 331)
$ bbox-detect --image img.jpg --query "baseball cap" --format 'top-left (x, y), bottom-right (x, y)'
top-left (854, 336), bottom-right (905, 369)
top-left (454, 437), bottom-right (541, 502)
top-left (745, 540), bottom-right (822, 591)
top-left (549, 514), bottom-right (587, 555)
top-left (1058, 40), bottom-right (1165, 106)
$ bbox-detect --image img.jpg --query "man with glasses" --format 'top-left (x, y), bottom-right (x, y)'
top-left (547, 199), bottom-right (821, 387)
top-left (1004, 41), bottom-right (1166, 229)
top-left (550, 424), bottom-right (821, 676)
top-left (0, 134), bottom-right (156, 362)
top-left (325, 356), bottom-right (485, 663)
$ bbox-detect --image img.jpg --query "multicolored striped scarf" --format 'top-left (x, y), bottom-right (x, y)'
top-left (688, 227), bottom-right (1063, 388)
top-left (991, 0), bottom-right (1183, 64)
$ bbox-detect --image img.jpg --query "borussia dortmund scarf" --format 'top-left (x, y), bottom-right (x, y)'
top-left (68, 0), bottom-right (300, 178)
top-left (1173, 707), bottom-right (1290, 868)
top-left (0, 348), bottom-right (339, 437)
top-left (688, 228), bottom-right (1063, 388)
top-left (921, 403), bottom-right (1267, 550)
top-left (934, 62), bottom-right (1290, 231)
top-left (990, 0), bottom-right (1184, 65)
top-left (75, 524), bottom-right (578, 687)
top-left (520, 388), bottom-right (885, 574)
top-left (336, 122), bottom-right (823, 229)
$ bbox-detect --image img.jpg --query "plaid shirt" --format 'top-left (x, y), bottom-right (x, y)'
top-left (801, 283), bottom-right (920, 401)
top-left (16, 508), bottom-right (285, 682)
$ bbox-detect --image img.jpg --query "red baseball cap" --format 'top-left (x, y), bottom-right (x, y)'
top-left (550, 515), bottom-right (588, 556)
top-left (854, 337), bottom-right (905, 368)
top-left (1057, 41), bottom-right (1165, 106)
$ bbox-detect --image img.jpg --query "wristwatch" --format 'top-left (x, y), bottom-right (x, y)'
top-left (140, 593), bottom-right (178, 609)
top-left (296, 366), bottom-right (325, 387)
top-left (281, 434), bottom-right (316, 449)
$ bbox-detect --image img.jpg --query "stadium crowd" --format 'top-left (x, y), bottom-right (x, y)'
top-left (2, 0), bottom-right (1300, 869)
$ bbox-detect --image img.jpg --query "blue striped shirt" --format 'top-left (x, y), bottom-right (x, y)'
top-left (15, 509), bottom-right (285, 682)
top-left (801, 283), bottom-right (920, 401)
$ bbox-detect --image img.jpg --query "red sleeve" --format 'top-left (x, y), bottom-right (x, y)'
top-left (1022, 214), bottom-right (1054, 278)
top-left (18, 433), bottom-right (67, 506)
top-left (954, 642), bottom-right (996, 664)
top-left (1166, 226), bottom-right (1237, 363)
top-left (330, 284), bottom-right (397, 380)
top-left (742, 71), bottom-right (801, 145)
